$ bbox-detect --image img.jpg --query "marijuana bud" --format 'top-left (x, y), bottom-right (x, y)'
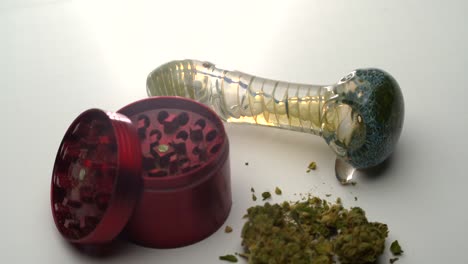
top-left (241, 196), bottom-right (392, 264)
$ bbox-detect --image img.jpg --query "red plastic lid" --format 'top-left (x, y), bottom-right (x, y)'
top-left (50, 109), bottom-right (142, 244)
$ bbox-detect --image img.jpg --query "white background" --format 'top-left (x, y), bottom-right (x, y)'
top-left (1, 0), bottom-right (468, 263)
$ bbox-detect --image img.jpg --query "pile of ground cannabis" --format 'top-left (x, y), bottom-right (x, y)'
top-left (240, 197), bottom-right (389, 264)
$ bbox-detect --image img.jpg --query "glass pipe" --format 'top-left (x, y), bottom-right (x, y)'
top-left (146, 60), bottom-right (404, 184)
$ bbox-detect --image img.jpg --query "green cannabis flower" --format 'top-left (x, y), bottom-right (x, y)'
top-left (241, 197), bottom-right (390, 264)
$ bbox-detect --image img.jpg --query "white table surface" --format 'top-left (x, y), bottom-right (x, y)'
top-left (2, 0), bottom-right (468, 263)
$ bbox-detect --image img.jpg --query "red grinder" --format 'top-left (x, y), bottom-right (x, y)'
top-left (51, 97), bottom-right (232, 248)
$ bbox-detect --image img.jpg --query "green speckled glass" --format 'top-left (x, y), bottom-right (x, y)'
top-left (146, 60), bottom-right (404, 182)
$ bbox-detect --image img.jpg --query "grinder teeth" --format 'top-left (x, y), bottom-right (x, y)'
top-left (135, 110), bottom-right (222, 178)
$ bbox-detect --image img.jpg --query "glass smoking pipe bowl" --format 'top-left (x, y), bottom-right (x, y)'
top-left (146, 60), bottom-right (404, 183)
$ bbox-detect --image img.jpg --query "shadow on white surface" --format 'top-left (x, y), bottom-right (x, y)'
top-left (358, 154), bottom-right (395, 181)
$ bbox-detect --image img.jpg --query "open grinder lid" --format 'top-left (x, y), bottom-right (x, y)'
top-left (50, 109), bottom-right (142, 244)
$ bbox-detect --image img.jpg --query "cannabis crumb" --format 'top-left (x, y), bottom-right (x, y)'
top-left (224, 226), bottom-right (233, 233)
top-left (390, 257), bottom-right (399, 263)
top-left (261, 192), bottom-right (271, 201)
top-left (250, 187), bottom-right (255, 192)
top-left (219, 254), bottom-right (238, 262)
top-left (245, 162), bottom-right (249, 166)
top-left (351, 181), bottom-right (357, 186)
top-left (252, 194), bottom-right (257, 201)
top-left (275, 187), bottom-right (282, 195)
top-left (307, 161), bottom-right (317, 171)
top-left (325, 194), bottom-right (332, 197)
top-left (354, 196), bottom-right (358, 201)
top-left (390, 240), bottom-right (404, 255)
